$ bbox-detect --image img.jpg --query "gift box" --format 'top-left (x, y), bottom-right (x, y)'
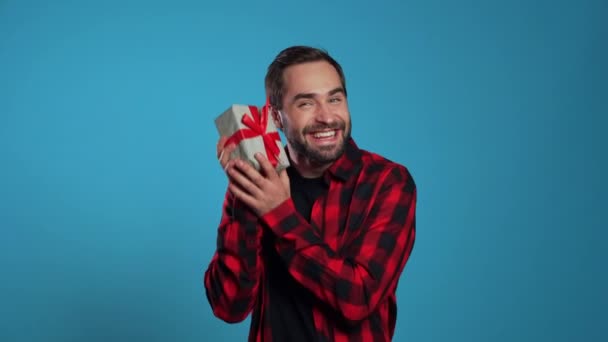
top-left (215, 103), bottom-right (290, 172)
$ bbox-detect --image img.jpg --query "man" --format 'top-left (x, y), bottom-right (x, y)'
top-left (204, 46), bottom-right (416, 341)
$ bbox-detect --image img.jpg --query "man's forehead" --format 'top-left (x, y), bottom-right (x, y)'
top-left (282, 61), bottom-right (342, 96)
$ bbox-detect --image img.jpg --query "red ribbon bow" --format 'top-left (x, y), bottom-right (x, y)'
top-left (224, 100), bottom-right (281, 167)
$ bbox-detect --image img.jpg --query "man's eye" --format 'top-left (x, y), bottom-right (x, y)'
top-left (298, 102), bottom-right (313, 108)
top-left (329, 97), bottom-right (342, 103)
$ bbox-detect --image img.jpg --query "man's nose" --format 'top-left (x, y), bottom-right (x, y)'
top-left (314, 102), bottom-right (334, 123)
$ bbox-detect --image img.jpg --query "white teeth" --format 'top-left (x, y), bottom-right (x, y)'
top-left (313, 131), bottom-right (336, 138)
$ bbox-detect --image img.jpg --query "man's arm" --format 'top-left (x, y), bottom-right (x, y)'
top-left (261, 166), bottom-right (416, 324)
top-left (203, 192), bottom-right (262, 323)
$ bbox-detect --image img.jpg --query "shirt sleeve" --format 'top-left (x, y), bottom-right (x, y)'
top-left (204, 189), bottom-right (263, 323)
top-left (260, 165), bottom-right (416, 324)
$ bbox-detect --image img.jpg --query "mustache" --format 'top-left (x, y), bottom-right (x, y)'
top-left (303, 121), bottom-right (346, 134)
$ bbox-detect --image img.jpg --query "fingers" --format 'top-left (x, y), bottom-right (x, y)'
top-left (220, 145), bottom-right (236, 169)
top-left (216, 136), bottom-right (228, 158)
top-left (228, 182), bottom-right (257, 209)
top-left (255, 153), bottom-right (277, 179)
top-left (217, 137), bottom-right (237, 169)
top-left (228, 159), bottom-right (265, 195)
top-left (229, 159), bottom-right (290, 217)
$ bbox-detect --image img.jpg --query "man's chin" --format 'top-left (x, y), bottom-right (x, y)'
top-left (307, 143), bottom-right (346, 165)
top-left (288, 134), bottom-right (348, 165)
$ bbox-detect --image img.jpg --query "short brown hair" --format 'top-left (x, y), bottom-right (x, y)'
top-left (265, 46), bottom-right (347, 110)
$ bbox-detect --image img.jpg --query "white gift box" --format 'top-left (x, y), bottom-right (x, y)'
top-left (215, 104), bottom-right (290, 172)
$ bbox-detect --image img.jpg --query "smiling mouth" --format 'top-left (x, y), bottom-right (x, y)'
top-left (311, 130), bottom-right (337, 139)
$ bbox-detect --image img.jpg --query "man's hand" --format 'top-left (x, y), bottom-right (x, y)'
top-left (216, 136), bottom-right (237, 171)
top-left (226, 152), bottom-right (290, 217)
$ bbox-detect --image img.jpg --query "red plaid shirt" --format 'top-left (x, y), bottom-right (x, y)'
top-left (204, 138), bottom-right (417, 341)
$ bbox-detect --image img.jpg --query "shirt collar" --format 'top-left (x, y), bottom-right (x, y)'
top-left (324, 137), bottom-right (362, 183)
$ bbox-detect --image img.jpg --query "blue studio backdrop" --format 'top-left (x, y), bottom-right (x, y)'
top-left (1, 0), bottom-right (605, 341)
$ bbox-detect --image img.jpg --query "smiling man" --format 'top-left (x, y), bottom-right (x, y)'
top-left (204, 46), bottom-right (417, 341)
top-left (272, 60), bottom-right (351, 177)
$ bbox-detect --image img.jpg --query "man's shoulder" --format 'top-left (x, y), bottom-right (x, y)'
top-left (357, 147), bottom-right (415, 188)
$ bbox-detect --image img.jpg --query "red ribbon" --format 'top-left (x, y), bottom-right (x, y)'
top-left (224, 101), bottom-right (281, 167)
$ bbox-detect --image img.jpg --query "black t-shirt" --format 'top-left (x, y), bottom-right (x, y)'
top-left (263, 166), bottom-right (328, 342)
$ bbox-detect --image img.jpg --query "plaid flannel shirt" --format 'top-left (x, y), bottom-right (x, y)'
top-left (204, 138), bottom-right (417, 341)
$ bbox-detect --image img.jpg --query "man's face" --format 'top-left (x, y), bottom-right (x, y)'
top-left (277, 61), bottom-right (351, 166)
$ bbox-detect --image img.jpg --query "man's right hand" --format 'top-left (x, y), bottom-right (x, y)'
top-left (217, 136), bottom-right (237, 171)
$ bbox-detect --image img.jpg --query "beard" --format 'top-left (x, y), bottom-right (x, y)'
top-left (284, 119), bottom-right (351, 166)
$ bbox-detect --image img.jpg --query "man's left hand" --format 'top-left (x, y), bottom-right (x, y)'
top-left (226, 152), bottom-right (290, 217)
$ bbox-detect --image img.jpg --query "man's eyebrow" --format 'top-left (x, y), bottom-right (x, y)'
top-left (328, 87), bottom-right (345, 96)
top-left (291, 87), bottom-right (346, 103)
top-left (292, 92), bottom-right (316, 102)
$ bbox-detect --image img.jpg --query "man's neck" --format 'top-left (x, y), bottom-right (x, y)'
top-left (287, 145), bottom-right (332, 179)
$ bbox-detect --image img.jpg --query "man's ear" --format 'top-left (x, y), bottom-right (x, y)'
top-left (271, 107), bottom-right (283, 130)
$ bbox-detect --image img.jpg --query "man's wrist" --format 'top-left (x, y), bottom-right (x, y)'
top-left (259, 198), bottom-right (298, 236)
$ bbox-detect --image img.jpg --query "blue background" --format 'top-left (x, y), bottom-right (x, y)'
top-left (1, 0), bottom-right (606, 341)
